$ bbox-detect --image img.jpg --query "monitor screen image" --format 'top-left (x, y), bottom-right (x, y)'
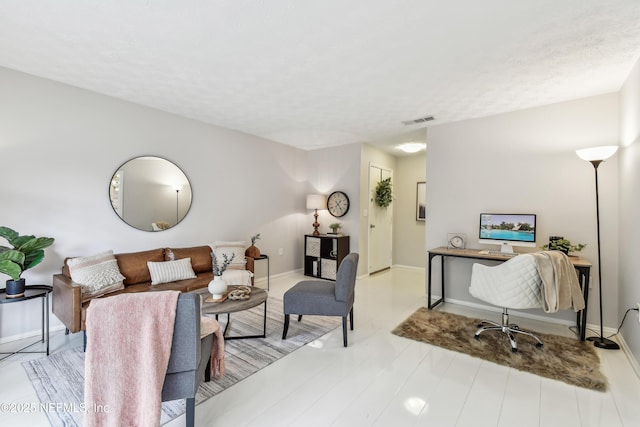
top-left (479, 213), bottom-right (536, 246)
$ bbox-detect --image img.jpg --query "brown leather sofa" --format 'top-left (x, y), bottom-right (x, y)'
top-left (52, 245), bottom-right (255, 333)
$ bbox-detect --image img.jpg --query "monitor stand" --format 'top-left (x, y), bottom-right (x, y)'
top-left (499, 243), bottom-right (514, 254)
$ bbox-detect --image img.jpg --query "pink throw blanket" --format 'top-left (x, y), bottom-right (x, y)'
top-left (84, 291), bottom-right (180, 427)
top-left (200, 316), bottom-right (225, 377)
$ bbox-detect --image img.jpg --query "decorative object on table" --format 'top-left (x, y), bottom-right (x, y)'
top-left (392, 307), bottom-right (607, 391)
top-left (306, 194), bottom-right (327, 236)
top-left (0, 226), bottom-right (55, 298)
top-left (328, 222), bottom-right (342, 234)
top-left (447, 233), bottom-right (466, 249)
top-left (416, 181), bottom-right (426, 220)
top-left (227, 285), bottom-right (252, 300)
top-left (576, 145), bottom-right (620, 350)
top-left (208, 253), bottom-right (235, 299)
top-left (375, 177), bottom-right (393, 208)
top-left (327, 191), bottom-right (350, 217)
top-left (245, 233), bottom-right (261, 258)
top-left (541, 237), bottom-right (586, 254)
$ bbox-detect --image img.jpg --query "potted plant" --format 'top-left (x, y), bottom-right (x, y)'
top-left (0, 226), bottom-right (55, 298)
top-left (329, 222), bottom-right (342, 234)
top-left (245, 233), bottom-right (261, 258)
top-left (208, 252), bottom-right (235, 299)
top-left (541, 238), bottom-right (586, 255)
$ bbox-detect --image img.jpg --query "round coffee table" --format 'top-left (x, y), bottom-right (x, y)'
top-left (196, 286), bottom-right (268, 340)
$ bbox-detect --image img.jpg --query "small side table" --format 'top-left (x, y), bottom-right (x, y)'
top-left (0, 284), bottom-right (51, 360)
top-left (253, 254), bottom-right (270, 290)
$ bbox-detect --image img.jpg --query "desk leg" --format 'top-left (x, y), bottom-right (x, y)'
top-left (577, 267), bottom-right (590, 341)
top-left (427, 254), bottom-right (444, 309)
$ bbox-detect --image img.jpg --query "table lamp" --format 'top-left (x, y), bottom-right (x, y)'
top-left (306, 194), bottom-right (326, 236)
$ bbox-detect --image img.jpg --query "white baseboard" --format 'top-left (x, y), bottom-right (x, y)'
top-left (616, 334), bottom-right (640, 379)
top-left (254, 268), bottom-right (302, 286)
top-left (392, 264), bottom-right (426, 272)
top-left (0, 324), bottom-right (67, 345)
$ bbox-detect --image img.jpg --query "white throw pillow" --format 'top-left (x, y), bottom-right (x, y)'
top-left (221, 269), bottom-right (254, 286)
top-left (67, 250), bottom-right (125, 301)
top-left (147, 257), bottom-right (197, 285)
top-left (212, 241), bottom-right (246, 269)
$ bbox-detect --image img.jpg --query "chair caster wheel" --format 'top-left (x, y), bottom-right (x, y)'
top-left (474, 335), bottom-right (480, 340)
top-left (535, 343), bottom-right (543, 348)
top-left (477, 323), bottom-right (483, 328)
top-left (511, 348), bottom-right (518, 353)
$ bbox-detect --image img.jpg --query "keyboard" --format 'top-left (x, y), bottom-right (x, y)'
top-left (487, 251), bottom-right (518, 257)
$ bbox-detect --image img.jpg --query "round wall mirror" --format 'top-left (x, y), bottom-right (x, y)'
top-left (109, 156), bottom-right (192, 231)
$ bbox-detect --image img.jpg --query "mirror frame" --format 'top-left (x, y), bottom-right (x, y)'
top-left (109, 156), bottom-right (193, 232)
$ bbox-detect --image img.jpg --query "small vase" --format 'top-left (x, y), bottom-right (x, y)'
top-left (6, 278), bottom-right (26, 298)
top-left (208, 275), bottom-right (228, 299)
top-left (245, 245), bottom-right (261, 258)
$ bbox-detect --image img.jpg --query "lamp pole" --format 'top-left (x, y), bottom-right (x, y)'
top-left (175, 189), bottom-right (180, 224)
top-left (576, 146), bottom-right (619, 350)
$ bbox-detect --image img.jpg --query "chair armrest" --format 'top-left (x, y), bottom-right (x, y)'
top-left (52, 274), bottom-right (83, 333)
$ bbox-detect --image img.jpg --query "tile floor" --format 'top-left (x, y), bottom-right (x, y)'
top-left (1, 267), bottom-right (639, 426)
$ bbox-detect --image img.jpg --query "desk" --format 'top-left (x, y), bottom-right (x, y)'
top-left (0, 285), bottom-right (51, 360)
top-left (427, 247), bottom-right (592, 341)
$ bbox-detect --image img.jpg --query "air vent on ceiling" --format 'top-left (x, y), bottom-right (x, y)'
top-left (402, 115), bottom-right (435, 126)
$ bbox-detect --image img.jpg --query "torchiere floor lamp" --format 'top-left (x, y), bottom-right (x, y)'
top-left (576, 145), bottom-right (620, 350)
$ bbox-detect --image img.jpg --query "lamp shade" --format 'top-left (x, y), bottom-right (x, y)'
top-left (576, 146), bottom-right (618, 162)
top-left (306, 194), bottom-right (326, 210)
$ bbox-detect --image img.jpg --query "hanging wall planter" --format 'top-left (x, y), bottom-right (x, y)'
top-left (375, 177), bottom-right (393, 208)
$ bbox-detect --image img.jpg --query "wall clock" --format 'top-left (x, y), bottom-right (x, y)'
top-left (327, 191), bottom-right (350, 217)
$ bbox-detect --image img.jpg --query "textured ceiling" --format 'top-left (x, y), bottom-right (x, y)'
top-left (1, 0), bottom-right (640, 153)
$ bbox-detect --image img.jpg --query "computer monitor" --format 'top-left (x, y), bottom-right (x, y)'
top-left (479, 213), bottom-right (537, 254)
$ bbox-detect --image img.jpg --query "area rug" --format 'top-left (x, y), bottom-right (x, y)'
top-left (391, 307), bottom-right (607, 392)
top-left (22, 297), bottom-right (340, 427)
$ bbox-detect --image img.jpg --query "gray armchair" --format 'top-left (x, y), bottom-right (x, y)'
top-left (162, 292), bottom-right (213, 427)
top-left (282, 253), bottom-right (359, 347)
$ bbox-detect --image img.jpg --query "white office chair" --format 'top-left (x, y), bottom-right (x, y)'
top-left (469, 254), bottom-right (544, 353)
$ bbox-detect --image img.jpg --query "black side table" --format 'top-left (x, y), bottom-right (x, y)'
top-left (253, 254), bottom-right (270, 290)
top-left (0, 284), bottom-right (52, 360)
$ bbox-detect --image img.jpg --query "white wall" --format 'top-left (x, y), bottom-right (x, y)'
top-left (619, 56), bottom-right (640, 364)
top-left (426, 93), bottom-right (620, 326)
top-left (0, 67), bottom-right (313, 340)
top-left (305, 143), bottom-right (361, 263)
top-left (393, 153), bottom-right (426, 268)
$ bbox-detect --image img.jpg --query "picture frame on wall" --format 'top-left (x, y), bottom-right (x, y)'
top-left (416, 181), bottom-right (426, 221)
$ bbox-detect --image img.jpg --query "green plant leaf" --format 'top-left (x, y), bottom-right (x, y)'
top-left (24, 249), bottom-right (45, 270)
top-left (19, 237), bottom-right (55, 253)
top-left (0, 259), bottom-right (22, 281)
top-left (0, 227), bottom-right (19, 246)
top-left (0, 249), bottom-right (25, 264)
